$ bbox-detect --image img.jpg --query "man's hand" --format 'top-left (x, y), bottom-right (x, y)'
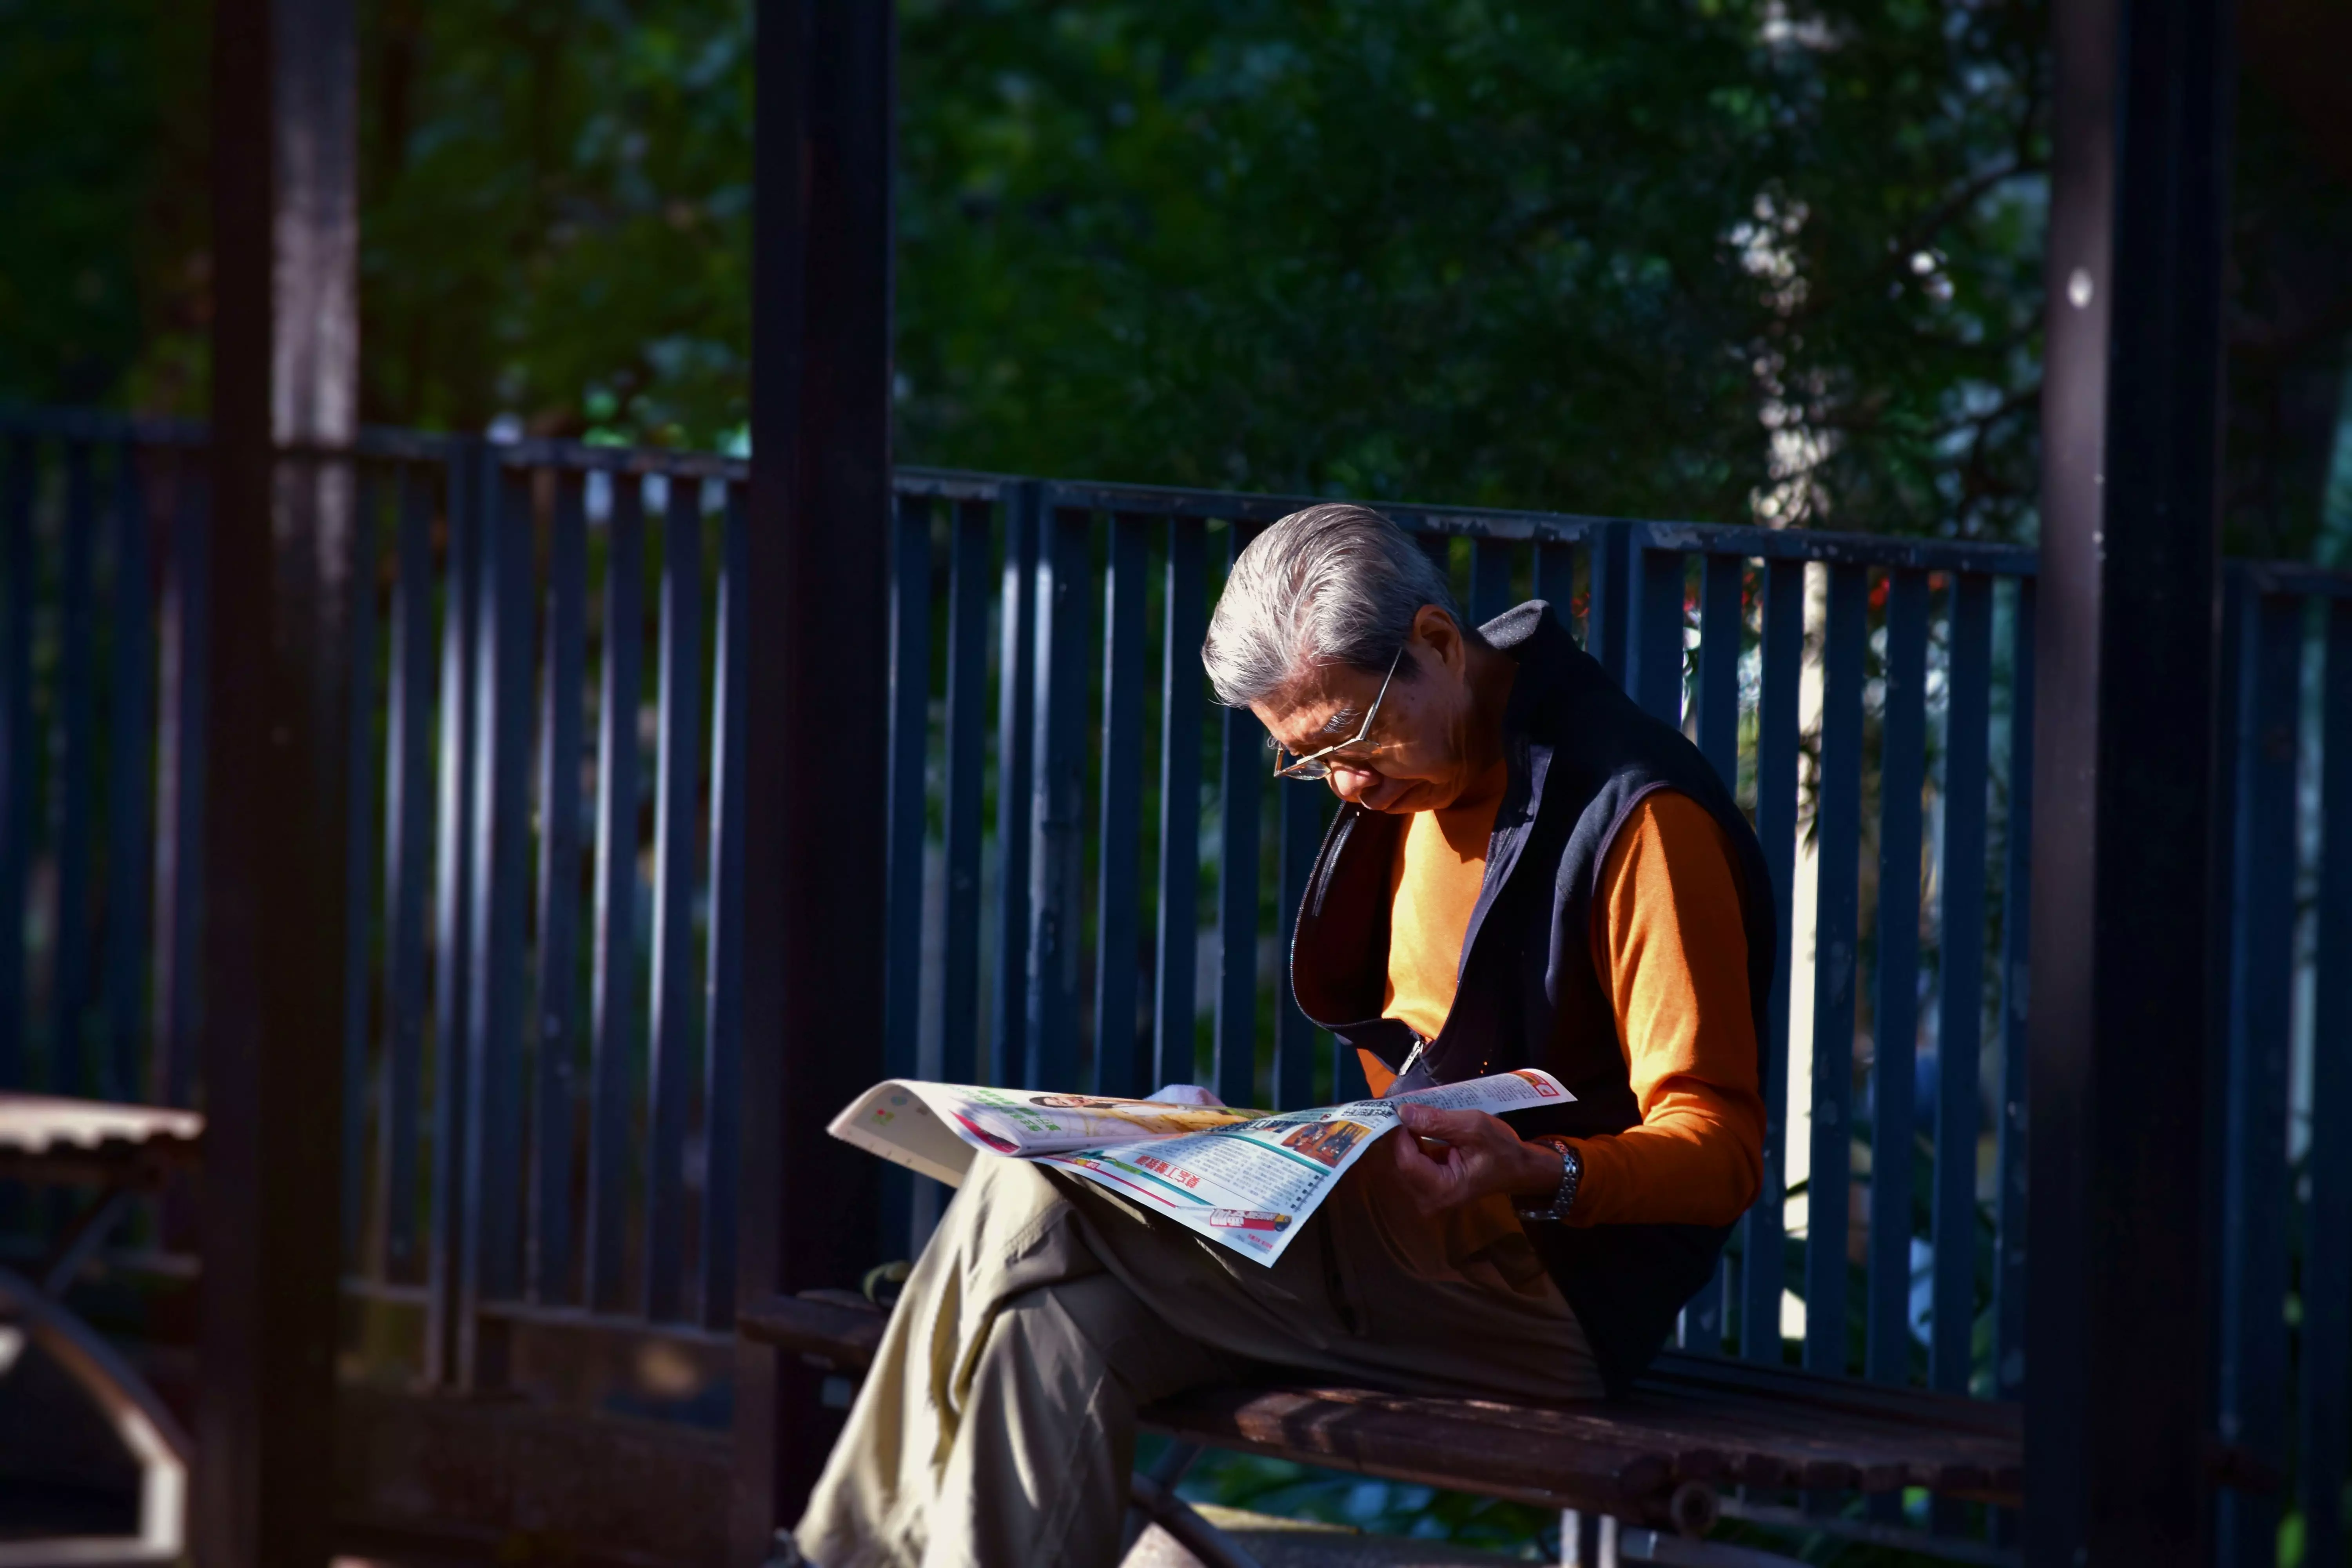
top-left (1385, 1103), bottom-right (1568, 1218)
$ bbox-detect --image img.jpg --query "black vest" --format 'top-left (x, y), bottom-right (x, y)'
top-left (1289, 601), bottom-right (1777, 1395)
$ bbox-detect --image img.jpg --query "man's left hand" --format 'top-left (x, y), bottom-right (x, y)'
top-left (1385, 1103), bottom-right (1568, 1217)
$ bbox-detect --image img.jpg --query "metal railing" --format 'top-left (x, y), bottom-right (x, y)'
top-left (0, 410), bottom-right (2343, 1557)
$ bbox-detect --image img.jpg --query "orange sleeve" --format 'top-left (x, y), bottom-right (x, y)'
top-left (1557, 791), bottom-right (1765, 1227)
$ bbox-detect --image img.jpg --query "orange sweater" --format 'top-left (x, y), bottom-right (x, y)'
top-left (1370, 788), bottom-right (1765, 1227)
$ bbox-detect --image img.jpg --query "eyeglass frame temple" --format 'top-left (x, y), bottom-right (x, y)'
top-left (1269, 644), bottom-right (1407, 780)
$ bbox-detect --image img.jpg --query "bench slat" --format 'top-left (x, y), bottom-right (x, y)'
top-left (1138, 1382), bottom-right (1677, 1523)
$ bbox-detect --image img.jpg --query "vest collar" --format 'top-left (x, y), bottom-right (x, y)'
top-left (1288, 601), bottom-right (1588, 1059)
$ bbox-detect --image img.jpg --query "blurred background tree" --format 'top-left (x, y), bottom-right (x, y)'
top-left (2, 0), bottom-right (2347, 553)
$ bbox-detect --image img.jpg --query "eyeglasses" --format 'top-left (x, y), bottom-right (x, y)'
top-left (1269, 646), bottom-right (1406, 781)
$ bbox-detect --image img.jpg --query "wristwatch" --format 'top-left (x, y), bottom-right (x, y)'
top-left (1513, 1140), bottom-right (1583, 1223)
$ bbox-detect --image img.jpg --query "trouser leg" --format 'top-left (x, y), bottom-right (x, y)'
top-left (794, 1136), bottom-right (1604, 1567)
top-left (791, 1156), bottom-right (1230, 1568)
top-left (927, 1272), bottom-right (1230, 1568)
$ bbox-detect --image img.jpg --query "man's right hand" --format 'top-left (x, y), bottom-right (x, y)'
top-left (1385, 1102), bottom-right (1568, 1218)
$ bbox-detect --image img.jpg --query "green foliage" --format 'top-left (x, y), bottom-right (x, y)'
top-left (898, 0), bottom-right (2049, 536)
top-left (357, 0), bottom-right (753, 437)
top-left (5, 0), bottom-right (2348, 549)
top-left (2, 0), bottom-right (2057, 539)
top-left (0, 0), bottom-right (209, 410)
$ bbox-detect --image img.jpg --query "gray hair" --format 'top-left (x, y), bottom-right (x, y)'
top-left (1201, 503), bottom-right (1463, 708)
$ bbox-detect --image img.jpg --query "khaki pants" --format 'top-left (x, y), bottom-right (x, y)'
top-left (792, 1147), bottom-right (1603, 1568)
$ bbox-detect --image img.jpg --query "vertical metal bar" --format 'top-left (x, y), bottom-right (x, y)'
top-left (1468, 538), bottom-right (1515, 626)
top-left (1680, 545), bottom-right (1742, 1362)
top-left (2299, 596), bottom-right (2352, 1568)
top-left (1214, 524), bottom-right (1264, 1111)
top-left (644, 475), bottom-right (707, 1323)
top-left (2024, 0), bottom-right (2230, 1552)
top-left (2205, 577), bottom-right (2244, 1501)
top-left (425, 444), bottom-right (478, 1384)
top-left (1992, 579), bottom-right (2035, 1411)
top-left (1093, 513), bottom-right (1148, 1095)
top-left (1587, 521), bottom-right (1633, 689)
top-left (150, 457), bottom-right (209, 1110)
top-left (1665, 512), bottom-right (1722, 1354)
top-left (336, 462), bottom-right (378, 1261)
top-left (0, 439), bottom-right (30, 1093)
top-left (1532, 541), bottom-right (1578, 635)
top-left (1156, 521), bottom-right (1206, 1091)
top-left (529, 469), bottom-right (587, 1303)
top-left (1805, 562), bottom-right (1867, 1377)
top-left (377, 464), bottom-right (433, 1277)
top-left (102, 446), bottom-right (155, 1103)
top-left (1025, 502), bottom-right (1091, 1091)
top-left (882, 491), bottom-right (933, 1072)
top-left (700, 484), bottom-right (748, 1329)
top-left (53, 442), bottom-right (96, 1092)
top-left (1743, 558), bottom-right (1802, 1363)
top-left (1275, 783), bottom-right (1323, 1111)
top-left (1867, 571), bottom-right (1929, 1386)
top-left (879, 493), bottom-right (931, 1249)
top-left (585, 475), bottom-right (644, 1312)
top-left (1932, 574), bottom-right (1992, 1398)
top-left (938, 499), bottom-right (990, 1089)
top-left (1630, 542), bottom-right (1686, 726)
top-left (1695, 554), bottom-right (1744, 791)
top-left (990, 485), bottom-right (1039, 1086)
top-left (1675, 552), bottom-right (1750, 1354)
top-left (2216, 581), bottom-right (2298, 1568)
top-left (459, 455), bottom-right (533, 1382)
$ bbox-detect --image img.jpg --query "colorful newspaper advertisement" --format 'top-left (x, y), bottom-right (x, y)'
top-left (829, 1068), bottom-right (1575, 1266)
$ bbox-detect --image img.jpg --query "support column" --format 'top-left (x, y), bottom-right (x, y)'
top-left (196, 0), bottom-right (356, 1562)
top-left (2024, 0), bottom-right (2234, 1563)
top-left (733, 0), bottom-right (896, 1555)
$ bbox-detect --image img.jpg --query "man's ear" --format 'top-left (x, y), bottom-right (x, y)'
top-left (1412, 603), bottom-right (1464, 674)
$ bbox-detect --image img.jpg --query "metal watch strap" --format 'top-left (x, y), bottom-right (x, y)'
top-left (1514, 1141), bottom-right (1583, 1223)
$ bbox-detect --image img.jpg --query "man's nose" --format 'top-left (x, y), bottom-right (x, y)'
top-left (1326, 763), bottom-right (1378, 802)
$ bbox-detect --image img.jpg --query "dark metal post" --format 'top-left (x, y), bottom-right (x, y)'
top-left (196, 0), bottom-right (356, 1560)
top-left (735, 0), bottom-right (896, 1554)
top-left (2025, 0), bottom-right (2234, 1560)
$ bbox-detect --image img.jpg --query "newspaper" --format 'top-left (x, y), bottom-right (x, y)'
top-left (828, 1068), bottom-right (1575, 1266)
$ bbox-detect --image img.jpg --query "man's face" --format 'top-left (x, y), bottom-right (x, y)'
top-left (1248, 606), bottom-right (1487, 814)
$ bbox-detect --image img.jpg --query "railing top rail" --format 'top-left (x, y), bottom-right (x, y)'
top-left (1038, 475), bottom-right (1612, 539)
top-left (17, 405), bottom-right (2352, 593)
top-left (895, 465), bottom-right (1016, 501)
top-left (489, 436), bottom-right (743, 479)
top-left (0, 407), bottom-right (211, 446)
top-left (2231, 558), bottom-right (2352, 603)
top-left (1033, 477), bottom-right (2042, 575)
top-left (1629, 520), bottom-right (2040, 578)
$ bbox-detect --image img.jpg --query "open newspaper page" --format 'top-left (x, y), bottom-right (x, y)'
top-left (829, 1068), bottom-right (1575, 1267)
top-left (828, 1082), bottom-right (1262, 1185)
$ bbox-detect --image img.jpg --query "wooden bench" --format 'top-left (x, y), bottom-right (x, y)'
top-left (740, 1290), bottom-right (2023, 1567)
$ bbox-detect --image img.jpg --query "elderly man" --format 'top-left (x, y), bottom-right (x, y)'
top-left (789, 504), bottom-right (1774, 1568)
